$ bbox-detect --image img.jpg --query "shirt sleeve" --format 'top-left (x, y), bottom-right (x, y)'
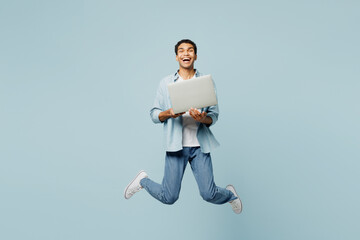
top-left (206, 104), bottom-right (219, 127)
top-left (150, 80), bottom-right (165, 124)
top-left (206, 78), bottom-right (219, 127)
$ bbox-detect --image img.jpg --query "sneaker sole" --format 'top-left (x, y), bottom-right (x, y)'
top-left (226, 184), bottom-right (243, 213)
top-left (124, 170), bottom-right (146, 199)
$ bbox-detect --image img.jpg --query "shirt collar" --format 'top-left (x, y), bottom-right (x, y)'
top-left (173, 69), bottom-right (200, 82)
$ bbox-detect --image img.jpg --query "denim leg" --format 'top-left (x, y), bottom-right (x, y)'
top-left (140, 149), bottom-right (188, 205)
top-left (189, 147), bottom-right (237, 204)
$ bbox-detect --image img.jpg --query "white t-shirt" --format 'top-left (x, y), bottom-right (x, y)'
top-left (178, 75), bottom-right (200, 147)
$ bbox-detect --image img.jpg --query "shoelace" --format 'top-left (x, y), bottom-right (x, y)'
top-left (230, 200), bottom-right (241, 210)
top-left (233, 205), bottom-right (241, 210)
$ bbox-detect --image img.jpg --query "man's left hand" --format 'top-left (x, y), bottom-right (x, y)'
top-left (189, 108), bottom-right (207, 123)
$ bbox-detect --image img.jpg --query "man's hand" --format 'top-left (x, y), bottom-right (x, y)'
top-left (189, 108), bottom-right (212, 125)
top-left (159, 108), bottom-right (185, 122)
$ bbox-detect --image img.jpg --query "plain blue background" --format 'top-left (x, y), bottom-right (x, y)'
top-left (1, 0), bottom-right (359, 239)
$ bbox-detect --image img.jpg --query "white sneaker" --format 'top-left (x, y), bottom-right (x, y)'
top-left (226, 184), bottom-right (242, 214)
top-left (124, 170), bottom-right (148, 199)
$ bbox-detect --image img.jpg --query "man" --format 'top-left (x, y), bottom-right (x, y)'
top-left (124, 39), bottom-right (242, 214)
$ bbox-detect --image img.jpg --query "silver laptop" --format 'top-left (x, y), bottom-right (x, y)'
top-left (168, 74), bottom-right (218, 114)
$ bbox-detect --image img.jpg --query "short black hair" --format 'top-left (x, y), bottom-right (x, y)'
top-left (175, 39), bottom-right (197, 55)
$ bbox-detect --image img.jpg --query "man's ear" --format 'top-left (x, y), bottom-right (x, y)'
top-left (176, 54), bottom-right (179, 62)
top-left (194, 55), bottom-right (197, 61)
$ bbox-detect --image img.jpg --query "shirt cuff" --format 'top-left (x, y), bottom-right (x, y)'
top-left (206, 113), bottom-right (216, 127)
top-left (151, 109), bottom-right (162, 124)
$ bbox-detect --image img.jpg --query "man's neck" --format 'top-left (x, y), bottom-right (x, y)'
top-left (178, 68), bottom-right (196, 80)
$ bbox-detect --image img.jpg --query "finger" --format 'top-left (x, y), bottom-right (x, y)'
top-left (177, 112), bottom-right (186, 117)
top-left (190, 112), bottom-right (197, 120)
top-left (189, 110), bottom-right (195, 117)
top-left (191, 112), bottom-right (198, 119)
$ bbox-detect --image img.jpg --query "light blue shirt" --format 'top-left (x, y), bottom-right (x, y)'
top-left (150, 70), bottom-right (220, 153)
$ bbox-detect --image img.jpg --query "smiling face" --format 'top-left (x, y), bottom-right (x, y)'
top-left (176, 43), bottom-right (197, 70)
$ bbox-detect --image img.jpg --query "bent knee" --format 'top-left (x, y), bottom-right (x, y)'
top-left (200, 191), bottom-right (215, 202)
top-left (164, 195), bottom-right (179, 205)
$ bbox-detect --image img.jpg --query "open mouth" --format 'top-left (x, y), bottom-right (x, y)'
top-left (182, 58), bottom-right (191, 63)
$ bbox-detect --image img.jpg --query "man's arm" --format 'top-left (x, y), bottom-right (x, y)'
top-left (159, 108), bottom-right (185, 122)
top-left (204, 104), bottom-right (219, 127)
top-left (150, 80), bottom-right (166, 124)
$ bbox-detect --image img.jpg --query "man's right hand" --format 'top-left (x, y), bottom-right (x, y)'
top-left (158, 108), bottom-right (185, 122)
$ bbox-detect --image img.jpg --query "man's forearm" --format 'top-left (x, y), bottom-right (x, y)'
top-left (158, 108), bottom-right (185, 122)
top-left (200, 116), bottom-right (212, 125)
top-left (158, 110), bottom-right (170, 122)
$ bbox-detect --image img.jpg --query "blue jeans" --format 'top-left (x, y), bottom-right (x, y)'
top-left (140, 147), bottom-right (237, 205)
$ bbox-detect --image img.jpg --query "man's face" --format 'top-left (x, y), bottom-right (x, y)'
top-left (176, 43), bottom-right (197, 69)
